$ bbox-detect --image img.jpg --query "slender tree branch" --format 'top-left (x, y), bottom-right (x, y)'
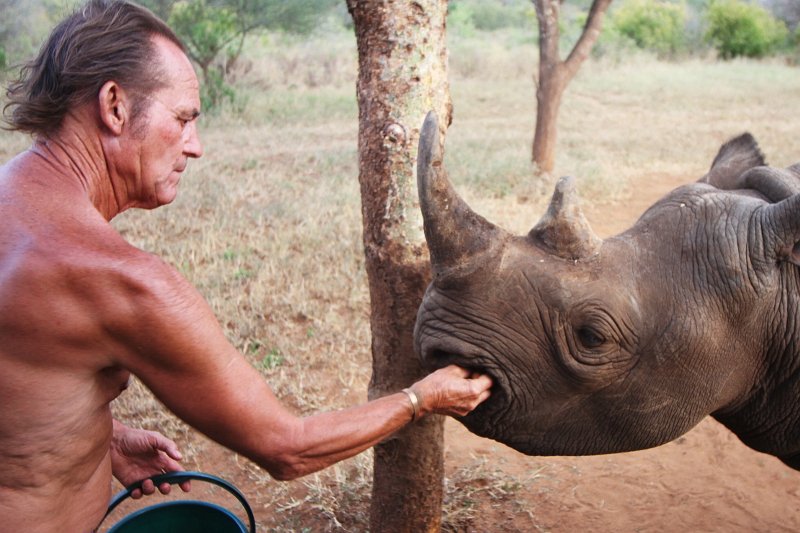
top-left (564, 0), bottom-right (612, 79)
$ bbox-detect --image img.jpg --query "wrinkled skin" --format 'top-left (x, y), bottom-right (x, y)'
top-left (414, 111), bottom-right (800, 469)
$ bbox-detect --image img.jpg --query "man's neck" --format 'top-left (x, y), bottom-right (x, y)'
top-left (29, 115), bottom-right (123, 220)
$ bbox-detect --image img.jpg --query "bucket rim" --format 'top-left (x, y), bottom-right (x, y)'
top-left (98, 471), bottom-right (255, 533)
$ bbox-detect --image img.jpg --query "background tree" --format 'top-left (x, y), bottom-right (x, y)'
top-left (532, 0), bottom-right (613, 174)
top-left (0, 0), bottom-right (15, 69)
top-left (0, 0), bottom-right (57, 73)
top-left (168, 0), bottom-right (238, 108)
top-left (139, 0), bottom-right (175, 20)
top-left (138, 0), bottom-right (336, 108)
top-left (346, 1), bottom-right (451, 531)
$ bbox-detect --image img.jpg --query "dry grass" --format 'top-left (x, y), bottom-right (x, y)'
top-left (441, 455), bottom-right (546, 532)
top-left (3, 27), bottom-right (800, 531)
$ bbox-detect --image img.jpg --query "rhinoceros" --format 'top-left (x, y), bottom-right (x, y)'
top-left (413, 111), bottom-right (800, 469)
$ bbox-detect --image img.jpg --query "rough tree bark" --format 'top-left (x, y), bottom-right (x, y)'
top-left (346, 1), bottom-right (451, 531)
top-left (532, 0), bottom-right (612, 173)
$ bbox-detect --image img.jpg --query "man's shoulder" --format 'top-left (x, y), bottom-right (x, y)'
top-left (62, 225), bottom-right (187, 298)
top-left (16, 214), bottom-right (166, 277)
top-left (1, 208), bottom-right (184, 312)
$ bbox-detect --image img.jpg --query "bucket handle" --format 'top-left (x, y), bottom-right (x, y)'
top-left (100, 471), bottom-right (256, 533)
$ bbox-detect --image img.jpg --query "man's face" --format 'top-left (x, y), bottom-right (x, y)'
top-left (129, 36), bottom-right (203, 209)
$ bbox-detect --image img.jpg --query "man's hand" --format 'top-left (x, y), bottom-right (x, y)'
top-left (110, 419), bottom-right (191, 499)
top-left (410, 365), bottom-right (493, 418)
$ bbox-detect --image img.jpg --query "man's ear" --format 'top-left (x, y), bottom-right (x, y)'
top-left (97, 80), bottom-right (128, 135)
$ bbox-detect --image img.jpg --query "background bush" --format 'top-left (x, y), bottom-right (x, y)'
top-left (449, 0), bottom-right (535, 34)
top-left (2, 1), bottom-right (799, 98)
top-left (611, 0), bottom-right (689, 57)
top-left (705, 0), bottom-right (789, 59)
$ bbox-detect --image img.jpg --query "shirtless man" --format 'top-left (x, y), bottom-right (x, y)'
top-left (0, 1), bottom-right (492, 531)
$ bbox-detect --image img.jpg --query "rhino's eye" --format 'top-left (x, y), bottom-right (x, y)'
top-left (576, 326), bottom-right (606, 349)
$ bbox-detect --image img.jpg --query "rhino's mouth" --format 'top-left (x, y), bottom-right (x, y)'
top-left (422, 348), bottom-right (508, 418)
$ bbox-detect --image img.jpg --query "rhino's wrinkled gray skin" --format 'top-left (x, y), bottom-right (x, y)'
top-left (414, 111), bottom-right (800, 469)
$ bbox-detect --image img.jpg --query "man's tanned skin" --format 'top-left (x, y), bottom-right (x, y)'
top-left (0, 10), bottom-right (492, 533)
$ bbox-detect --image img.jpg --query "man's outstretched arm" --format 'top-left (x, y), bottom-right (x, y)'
top-left (106, 251), bottom-right (492, 480)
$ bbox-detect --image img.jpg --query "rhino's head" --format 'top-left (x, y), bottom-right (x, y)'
top-left (414, 111), bottom-right (800, 457)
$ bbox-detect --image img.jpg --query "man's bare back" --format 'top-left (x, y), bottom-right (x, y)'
top-left (0, 151), bottom-right (138, 529)
top-left (0, 3), bottom-right (493, 531)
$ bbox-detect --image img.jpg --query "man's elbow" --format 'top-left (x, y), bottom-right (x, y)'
top-left (264, 455), bottom-right (310, 481)
top-left (270, 467), bottom-right (302, 481)
top-left (254, 419), bottom-right (314, 481)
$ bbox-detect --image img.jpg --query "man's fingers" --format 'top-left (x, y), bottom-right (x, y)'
top-left (163, 442), bottom-right (182, 461)
top-left (442, 364), bottom-right (493, 391)
top-left (470, 374), bottom-right (493, 391)
top-left (443, 364), bottom-right (471, 378)
top-left (160, 455), bottom-right (184, 473)
top-left (149, 431), bottom-right (183, 461)
top-left (165, 447), bottom-right (182, 461)
top-left (140, 479), bottom-right (156, 496)
top-left (158, 482), bottom-right (172, 495)
top-left (180, 480), bottom-right (192, 493)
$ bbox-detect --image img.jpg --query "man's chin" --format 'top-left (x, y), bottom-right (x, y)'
top-left (156, 192), bottom-right (178, 207)
top-left (154, 181), bottom-right (180, 207)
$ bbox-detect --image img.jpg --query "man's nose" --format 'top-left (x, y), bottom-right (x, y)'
top-left (185, 123), bottom-right (203, 158)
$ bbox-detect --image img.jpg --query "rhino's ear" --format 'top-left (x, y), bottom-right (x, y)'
top-left (758, 193), bottom-right (800, 267)
top-left (701, 133), bottom-right (766, 189)
top-left (528, 176), bottom-right (602, 260)
top-left (740, 165), bottom-right (800, 203)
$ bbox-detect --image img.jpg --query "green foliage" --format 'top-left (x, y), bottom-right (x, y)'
top-left (449, 0), bottom-right (535, 34)
top-left (150, 0), bottom-right (338, 110)
top-left (259, 348), bottom-right (284, 370)
top-left (137, 0), bottom-right (177, 20)
top-left (142, 0), bottom-right (336, 35)
top-left (256, 0), bottom-right (338, 35)
top-left (612, 0), bottom-right (689, 56)
top-left (790, 25), bottom-right (800, 64)
top-left (0, 0), bottom-right (66, 68)
top-left (168, 0), bottom-right (239, 110)
top-left (448, 2), bottom-right (477, 36)
top-left (591, 22), bottom-right (639, 60)
top-left (705, 0), bottom-right (789, 59)
top-left (169, 0), bottom-right (237, 71)
top-left (200, 68), bottom-right (235, 111)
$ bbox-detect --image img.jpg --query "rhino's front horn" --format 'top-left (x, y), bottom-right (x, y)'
top-left (529, 176), bottom-right (602, 260)
top-left (417, 111), bottom-right (504, 275)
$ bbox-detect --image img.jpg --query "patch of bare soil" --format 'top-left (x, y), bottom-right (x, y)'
top-left (443, 417), bottom-right (799, 532)
top-left (107, 172), bottom-right (800, 532)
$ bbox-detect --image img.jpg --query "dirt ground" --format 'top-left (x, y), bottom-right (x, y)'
top-left (106, 172), bottom-right (800, 532)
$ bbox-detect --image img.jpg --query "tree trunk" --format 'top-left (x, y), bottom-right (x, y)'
top-left (532, 0), bottom-right (613, 174)
top-left (532, 61), bottom-right (567, 174)
top-left (346, 1), bottom-right (451, 532)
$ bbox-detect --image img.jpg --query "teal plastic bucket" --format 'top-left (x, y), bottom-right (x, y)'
top-left (99, 471), bottom-right (255, 533)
